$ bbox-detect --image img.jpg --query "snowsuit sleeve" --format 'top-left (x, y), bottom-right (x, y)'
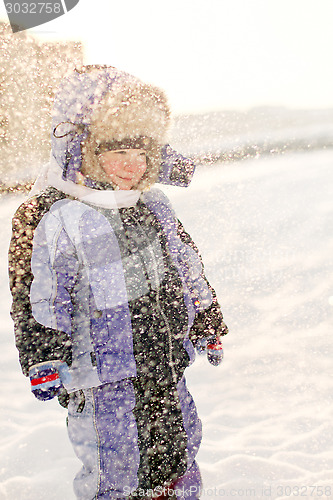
top-left (8, 193), bottom-right (74, 377)
top-left (176, 219), bottom-right (228, 342)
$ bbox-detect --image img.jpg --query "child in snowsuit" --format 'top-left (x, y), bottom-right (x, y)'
top-left (8, 65), bottom-right (228, 500)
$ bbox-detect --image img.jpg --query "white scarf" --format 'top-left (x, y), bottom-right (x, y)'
top-left (29, 155), bottom-right (142, 209)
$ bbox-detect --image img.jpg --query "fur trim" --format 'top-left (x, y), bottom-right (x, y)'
top-left (81, 80), bottom-right (171, 190)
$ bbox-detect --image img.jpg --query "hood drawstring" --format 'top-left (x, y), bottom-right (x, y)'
top-left (62, 151), bottom-right (72, 180)
top-left (53, 122), bottom-right (88, 181)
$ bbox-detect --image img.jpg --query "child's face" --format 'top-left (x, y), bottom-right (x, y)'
top-left (97, 148), bottom-right (147, 190)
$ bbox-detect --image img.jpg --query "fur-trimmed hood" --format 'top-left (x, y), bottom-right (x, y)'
top-left (47, 65), bottom-right (196, 195)
top-left (51, 65), bottom-right (171, 190)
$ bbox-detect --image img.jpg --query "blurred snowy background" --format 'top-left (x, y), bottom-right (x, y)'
top-left (1, 0), bottom-right (333, 498)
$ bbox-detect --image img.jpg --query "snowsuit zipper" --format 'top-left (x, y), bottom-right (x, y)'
top-left (127, 213), bottom-right (178, 385)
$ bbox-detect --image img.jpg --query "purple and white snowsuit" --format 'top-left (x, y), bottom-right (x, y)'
top-left (8, 67), bottom-right (227, 499)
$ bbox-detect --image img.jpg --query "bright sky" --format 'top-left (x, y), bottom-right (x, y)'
top-left (1, 0), bottom-right (333, 114)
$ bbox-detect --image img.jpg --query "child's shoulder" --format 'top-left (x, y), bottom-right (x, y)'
top-left (13, 187), bottom-right (66, 227)
top-left (141, 187), bottom-right (173, 209)
top-left (141, 188), bottom-right (178, 225)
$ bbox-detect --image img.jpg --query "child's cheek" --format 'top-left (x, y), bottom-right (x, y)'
top-left (138, 163), bottom-right (147, 174)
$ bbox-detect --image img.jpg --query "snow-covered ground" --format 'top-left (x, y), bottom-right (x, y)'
top-left (0, 149), bottom-right (332, 499)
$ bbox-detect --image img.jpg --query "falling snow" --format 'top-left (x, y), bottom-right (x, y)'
top-left (0, 146), bottom-right (332, 498)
